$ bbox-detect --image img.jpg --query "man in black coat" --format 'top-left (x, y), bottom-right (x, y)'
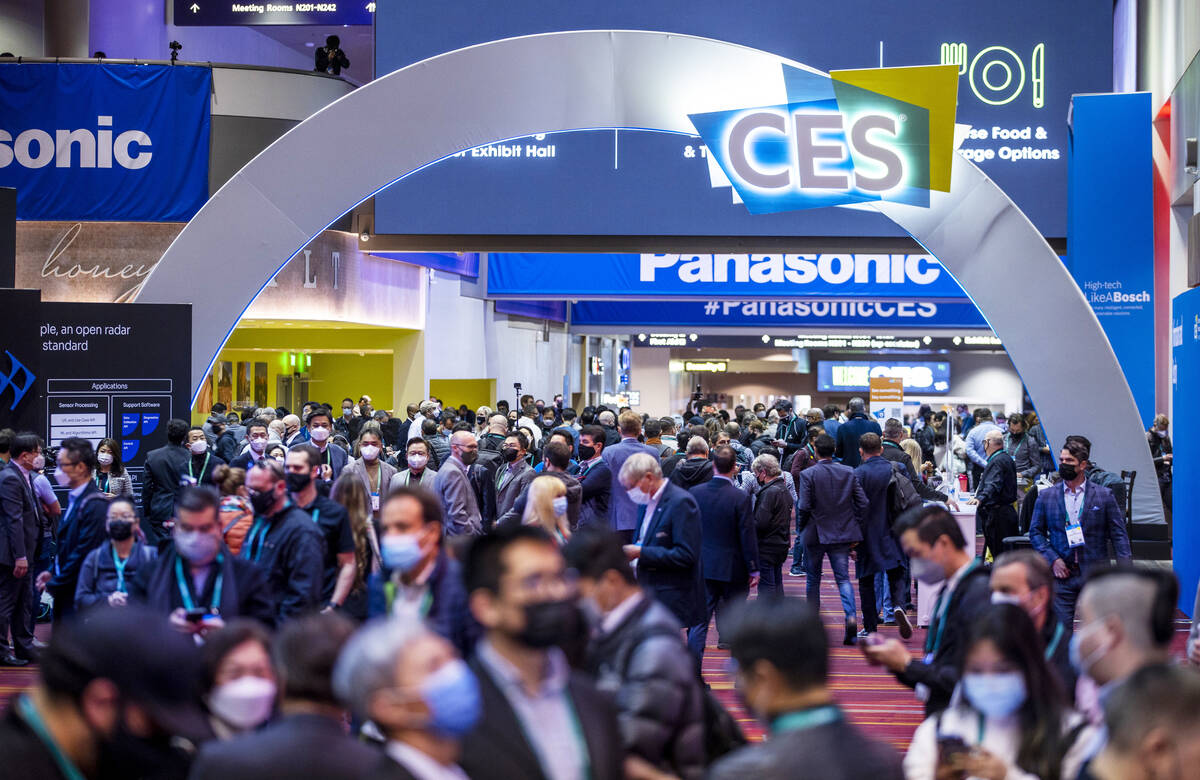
top-left (141, 418), bottom-right (191, 544)
top-left (576, 425), bottom-right (611, 529)
top-left (686, 446), bottom-right (758, 658)
top-left (854, 434), bottom-right (912, 638)
top-left (969, 429), bottom-right (1019, 560)
top-left (129, 486), bottom-right (276, 630)
top-left (667, 436), bottom-right (714, 491)
top-left (834, 397), bottom-right (881, 468)
top-left (242, 460), bottom-right (325, 622)
top-left (881, 418), bottom-right (949, 503)
top-left (461, 526), bottom-right (623, 780)
top-left (286, 445), bottom-right (355, 609)
top-left (39, 438), bottom-right (109, 622)
top-left (620, 453), bottom-right (705, 629)
top-left (0, 433), bottom-right (43, 665)
top-left (862, 506), bottom-right (991, 715)
top-left (190, 613), bottom-right (380, 780)
top-left (184, 426), bottom-right (226, 487)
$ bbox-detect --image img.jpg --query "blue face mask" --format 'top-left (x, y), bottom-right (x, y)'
top-left (421, 659), bottom-right (481, 738)
top-left (962, 672), bottom-right (1026, 718)
top-left (381, 533), bottom-right (423, 574)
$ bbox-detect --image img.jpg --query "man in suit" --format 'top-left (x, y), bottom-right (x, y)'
top-left (1028, 438), bottom-right (1132, 632)
top-left (230, 418), bottom-right (271, 471)
top-left (0, 433), bottom-right (42, 665)
top-left (191, 613), bottom-right (379, 780)
top-left (834, 397), bottom-right (881, 468)
top-left (242, 460), bottom-right (325, 622)
top-left (462, 525), bottom-right (622, 780)
top-left (499, 440), bottom-right (582, 529)
top-left (433, 431), bottom-right (483, 536)
top-left (576, 425), bottom-right (611, 529)
top-left (495, 431), bottom-right (536, 520)
top-left (861, 506), bottom-right (991, 715)
top-left (687, 445), bottom-right (758, 659)
top-left (39, 437), bottom-right (109, 622)
top-left (854, 434), bottom-right (911, 638)
top-left (968, 429), bottom-right (1019, 560)
top-left (184, 426), bottom-right (227, 487)
top-left (619, 452), bottom-right (704, 631)
top-left (299, 408), bottom-right (349, 483)
top-left (141, 418), bottom-right (191, 544)
top-left (603, 411), bottom-right (661, 543)
top-left (709, 598), bottom-right (903, 780)
top-left (129, 486), bottom-right (276, 631)
top-left (797, 434), bottom-right (868, 645)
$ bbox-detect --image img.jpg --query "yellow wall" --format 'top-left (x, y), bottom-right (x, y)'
top-left (429, 378), bottom-right (497, 412)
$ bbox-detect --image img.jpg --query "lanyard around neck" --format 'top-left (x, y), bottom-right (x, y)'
top-left (1044, 621), bottom-right (1065, 660)
top-left (111, 544), bottom-right (133, 593)
top-left (771, 705), bottom-right (840, 734)
top-left (175, 554), bottom-right (224, 613)
top-left (926, 559), bottom-right (980, 655)
top-left (189, 452), bottom-right (211, 481)
top-left (16, 696), bottom-right (87, 780)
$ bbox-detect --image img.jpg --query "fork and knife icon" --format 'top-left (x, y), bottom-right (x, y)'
top-left (939, 42), bottom-right (1045, 108)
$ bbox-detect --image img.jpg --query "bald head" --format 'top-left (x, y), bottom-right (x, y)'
top-left (449, 430), bottom-right (478, 463)
top-left (487, 414), bottom-right (509, 434)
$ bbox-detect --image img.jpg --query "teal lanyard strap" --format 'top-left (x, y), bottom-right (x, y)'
top-left (1044, 621), bottom-right (1065, 661)
top-left (925, 560), bottom-right (980, 655)
top-left (189, 452), bottom-right (210, 481)
top-left (175, 554), bottom-right (224, 613)
top-left (111, 544), bottom-right (129, 593)
top-left (242, 517), bottom-right (270, 562)
top-left (976, 712), bottom-right (986, 745)
top-left (771, 705), bottom-right (841, 734)
top-left (16, 696), bottom-right (88, 780)
top-left (311, 508), bottom-right (320, 526)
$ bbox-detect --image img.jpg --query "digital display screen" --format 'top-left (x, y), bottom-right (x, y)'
top-left (818, 360), bottom-right (951, 393)
top-left (375, 1), bottom-right (1110, 238)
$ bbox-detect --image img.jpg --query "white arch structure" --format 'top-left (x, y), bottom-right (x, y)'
top-left (137, 30), bottom-right (1163, 524)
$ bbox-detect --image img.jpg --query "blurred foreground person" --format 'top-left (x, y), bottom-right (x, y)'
top-left (0, 606), bottom-right (210, 779)
top-left (335, 620), bottom-right (476, 780)
top-left (191, 613), bottom-right (378, 779)
top-left (1086, 664), bottom-right (1200, 780)
top-left (199, 620), bottom-right (278, 740)
top-left (708, 598), bottom-right (902, 780)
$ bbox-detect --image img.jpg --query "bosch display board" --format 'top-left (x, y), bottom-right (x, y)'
top-left (375, 1), bottom-right (1110, 238)
top-left (172, 0), bottom-right (373, 26)
top-left (818, 359), bottom-right (951, 393)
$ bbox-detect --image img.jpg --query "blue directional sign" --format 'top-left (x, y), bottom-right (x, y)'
top-left (172, 0), bottom-right (373, 26)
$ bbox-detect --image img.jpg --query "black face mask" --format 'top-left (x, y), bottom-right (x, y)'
top-left (460, 450), bottom-right (478, 466)
top-left (107, 521), bottom-right (134, 542)
top-left (501, 447), bottom-right (519, 463)
top-left (517, 598), bottom-right (580, 649)
top-left (285, 471), bottom-right (312, 493)
top-left (249, 488), bottom-right (277, 516)
top-left (1058, 463), bottom-right (1079, 482)
top-left (578, 444), bottom-right (596, 461)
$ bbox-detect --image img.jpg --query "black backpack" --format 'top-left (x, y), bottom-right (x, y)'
top-left (887, 462), bottom-right (923, 518)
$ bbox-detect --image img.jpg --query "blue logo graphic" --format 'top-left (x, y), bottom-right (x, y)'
top-left (0, 351), bottom-right (36, 411)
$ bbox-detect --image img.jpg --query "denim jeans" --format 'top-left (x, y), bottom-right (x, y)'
top-left (804, 542), bottom-right (856, 621)
top-left (758, 561), bottom-right (785, 599)
top-left (1054, 570), bottom-right (1084, 636)
top-left (874, 571), bottom-right (893, 617)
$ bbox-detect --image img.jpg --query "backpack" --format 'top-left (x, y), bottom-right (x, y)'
top-left (619, 624), bottom-right (747, 764)
top-left (887, 462), bottom-right (923, 518)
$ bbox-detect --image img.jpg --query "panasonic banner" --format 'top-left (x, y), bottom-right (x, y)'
top-left (0, 64), bottom-right (212, 221)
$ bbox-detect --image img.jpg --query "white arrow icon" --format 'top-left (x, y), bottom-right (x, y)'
top-left (365, 2), bottom-right (375, 10)
top-left (189, 3), bottom-right (199, 11)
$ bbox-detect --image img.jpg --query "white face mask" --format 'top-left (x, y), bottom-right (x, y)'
top-left (310, 426), bottom-right (331, 443)
top-left (53, 467), bottom-right (72, 487)
top-left (991, 592), bottom-right (1022, 607)
top-left (552, 496), bottom-right (569, 516)
top-left (360, 444), bottom-right (381, 461)
top-left (31, 455), bottom-right (45, 471)
top-left (190, 440), bottom-right (209, 455)
top-left (407, 454), bottom-right (428, 470)
top-left (249, 437), bottom-right (267, 453)
top-left (627, 486), bottom-right (651, 505)
top-left (97, 452), bottom-right (114, 466)
top-left (207, 676), bottom-right (277, 730)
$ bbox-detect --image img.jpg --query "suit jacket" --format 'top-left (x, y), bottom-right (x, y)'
top-left (190, 713), bottom-right (382, 780)
top-left (499, 470), bottom-right (582, 530)
top-left (604, 438), bottom-right (663, 531)
top-left (690, 477), bottom-right (758, 583)
top-left (834, 414), bottom-right (882, 468)
top-left (433, 458), bottom-right (482, 536)
top-left (142, 443), bottom-right (189, 530)
top-left (880, 440), bottom-right (947, 502)
top-left (312, 443), bottom-right (350, 482)
top-left (129, 546), bottom-right (275, 625)
top-left (635, 481), bottom-right (704, 626)
top-left (577, 458), bottom-right (611, 530)
top-left (1028, 480), bottom-right (1131, 573)
top-left (48, 481), bottom-right (110, 591)
top-left (853, 456), bottom-right (905, 579)
top-left (974, 450), bottom-right (1018, 507)
top-left (0, 462), bottom-right (39, 567)
top-left (708, 707), bottom-right (903, 780)
top-left (495, 460), bottom-right (535, 519)
top-left (797, 460), bottom-right (867, 547)
top-left (461, 653), bottom-right (622, 780)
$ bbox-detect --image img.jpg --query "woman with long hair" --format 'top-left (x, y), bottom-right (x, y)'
top-left (95, 437), bottom-right (134, 498)
top-left (330, 472), bottom-right (377, 621)
top-left (903, 603), bottom-right (1096, 780)
top-left (342, 423), bottom-right (398, 523)
top-left (521, 475), bottom-right (570, 544)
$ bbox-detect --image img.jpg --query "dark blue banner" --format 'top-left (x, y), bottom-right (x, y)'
top-left (1171, 288), bottom-right (1200, 614)
top-left (0, 64), bottom-right (211, 221)
top-left (372, 251), bottom-right (480, 278)
top-left (571, 298), bottom-right (987, 329)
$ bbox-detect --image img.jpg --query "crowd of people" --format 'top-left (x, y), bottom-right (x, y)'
top-left (0, 393), bottom-right (1191, 780)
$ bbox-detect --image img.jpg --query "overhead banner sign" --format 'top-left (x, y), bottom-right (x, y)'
top-left (172, 0), bottom-right (373, 25)
top-left (572, 299), bottom-right (987, 329)
top-left (0, 64), bottom-right (211, 221)
top-left (820, 360), bottom-right (951, 394)
top-left (489, 253), bottom-right (967, 299)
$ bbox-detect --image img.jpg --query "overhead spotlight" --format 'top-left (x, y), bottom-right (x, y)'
top-left (359, 230), bottom-right (371, 242)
